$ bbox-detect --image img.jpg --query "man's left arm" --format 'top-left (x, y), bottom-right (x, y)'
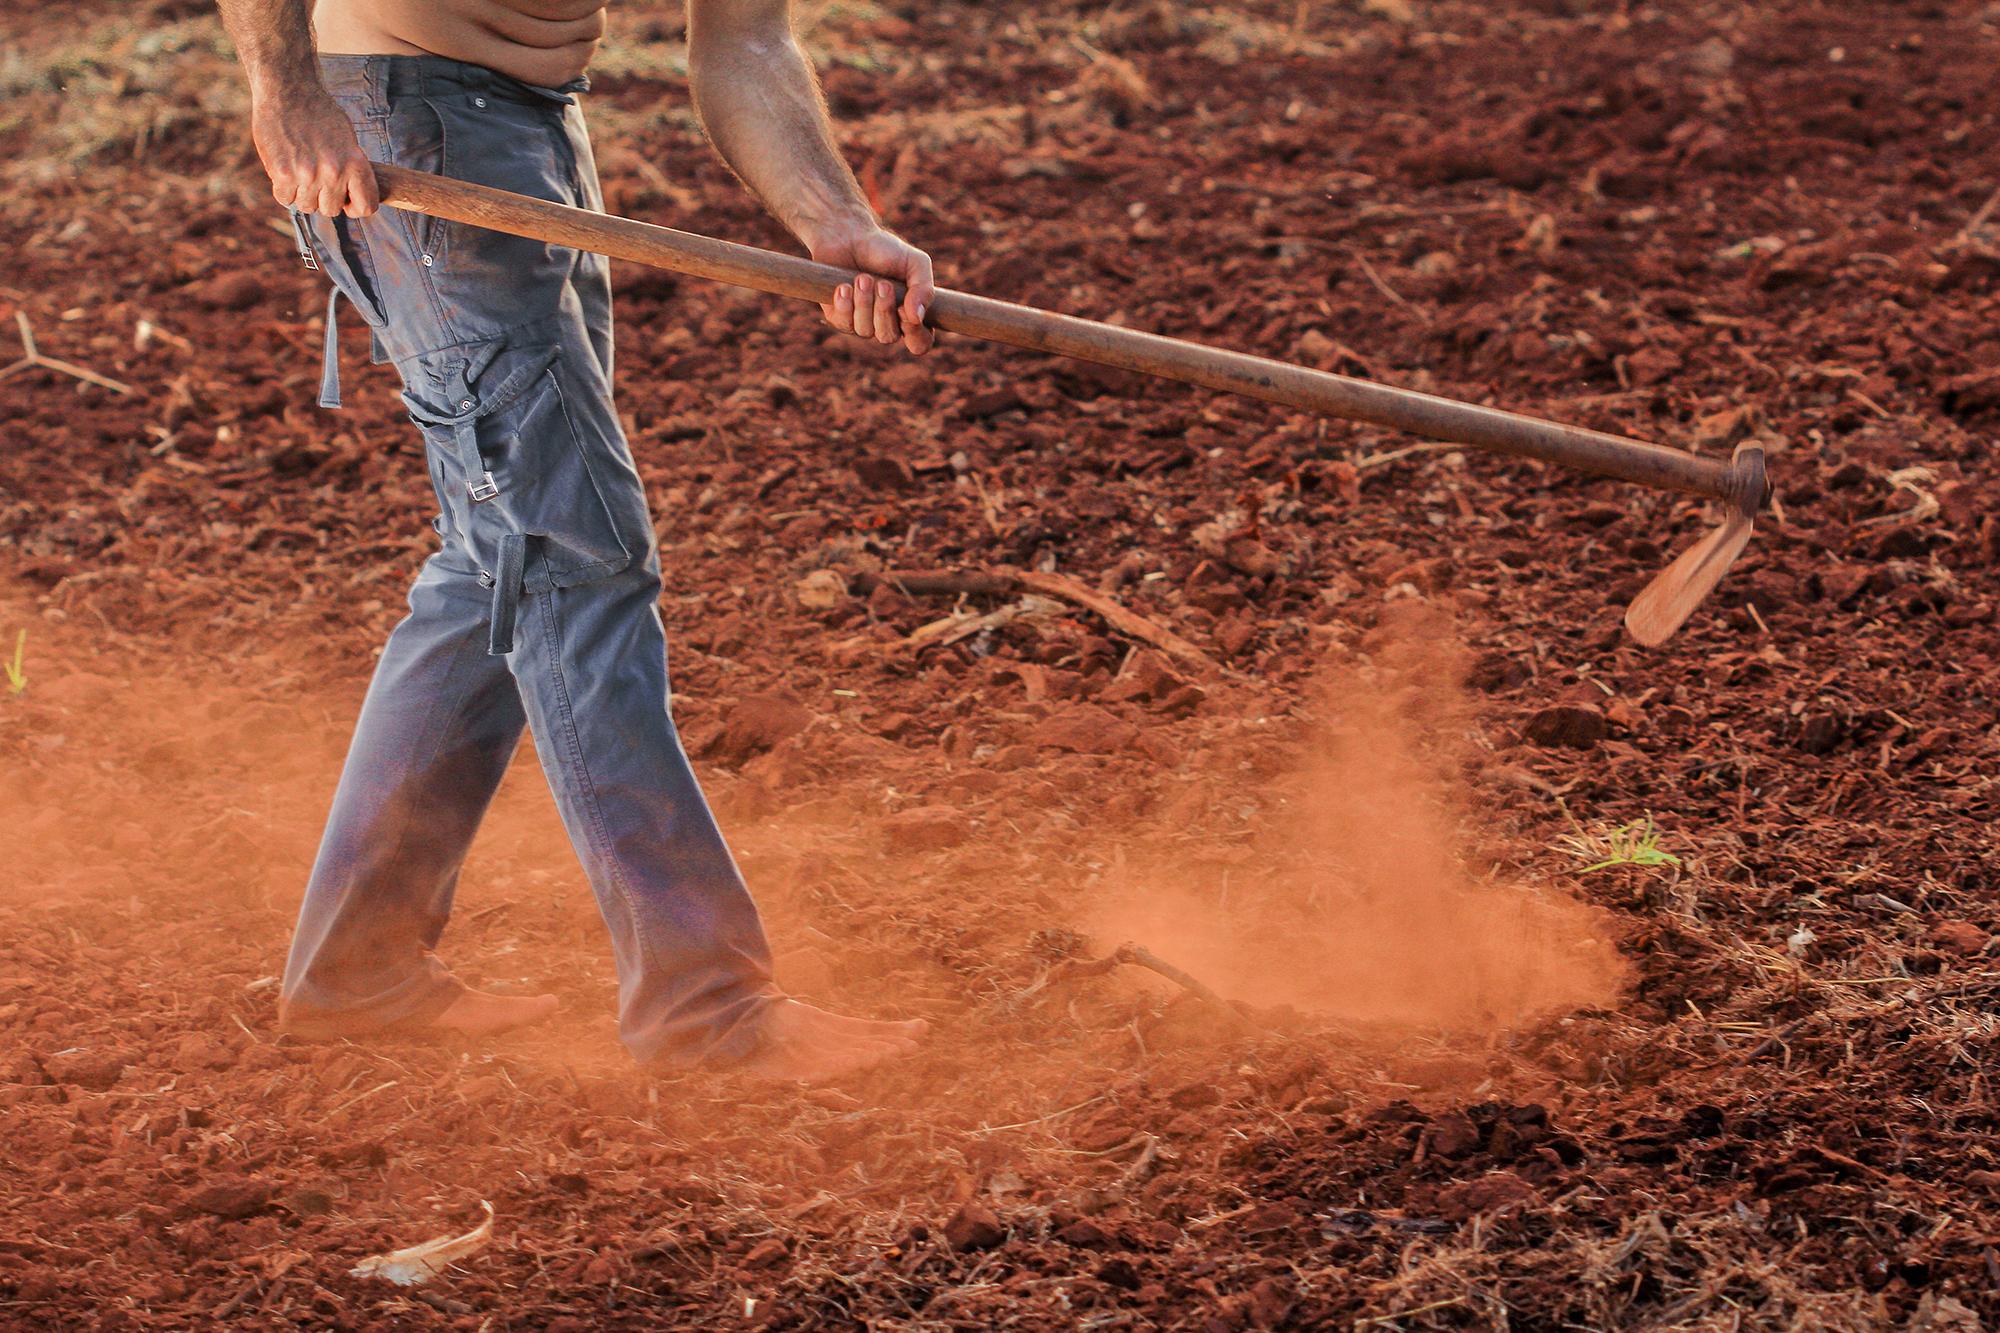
top-left (686, 0), bottom-right (933, 355)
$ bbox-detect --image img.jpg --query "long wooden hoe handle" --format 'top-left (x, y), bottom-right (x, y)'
top-left (372, 163), bottom-right (1743, 503)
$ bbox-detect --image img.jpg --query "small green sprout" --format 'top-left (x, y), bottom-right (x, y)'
top-left (1559, 813), bottom-right (1682, 874)
top-left (3, 629), bottom-right (24, 695)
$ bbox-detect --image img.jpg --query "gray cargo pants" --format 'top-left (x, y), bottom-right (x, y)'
top-left (278, 55), bottom-right (777, 1067)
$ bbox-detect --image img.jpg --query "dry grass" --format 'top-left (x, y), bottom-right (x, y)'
top-left (0, 16), bottom-right (242, 189)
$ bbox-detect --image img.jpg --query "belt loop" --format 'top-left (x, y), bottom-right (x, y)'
top-left (488, 534), bottom-right (526, 655)
top-left (318, 286), bottom-right (343, 409)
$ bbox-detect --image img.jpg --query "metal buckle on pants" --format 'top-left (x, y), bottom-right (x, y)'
top-left (289, 212), bottom-right (320, 271)
top-left (468, 471), bottom-right (499, 503)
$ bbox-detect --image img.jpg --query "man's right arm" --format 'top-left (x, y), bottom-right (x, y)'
top-left (216, 0), bottom-right (379, 217)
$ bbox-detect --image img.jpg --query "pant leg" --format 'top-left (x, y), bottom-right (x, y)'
top-left (281, 549), bottom-right (528, 1031)
top-left (506, 93), bottom-right (776, 1066)
top-left (509, 551), bottom-right (777, 1066)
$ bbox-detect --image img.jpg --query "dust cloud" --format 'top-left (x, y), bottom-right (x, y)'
top-left (0, 599), bottom-right (344, 914)
top-left (3, 588), bottom-right (1626, 1056)
top-left (1087, 608), bottom-right (1630, 1036)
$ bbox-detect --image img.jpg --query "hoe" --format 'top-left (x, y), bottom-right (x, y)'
top-left (370, 163), bottom-right (1769, 646)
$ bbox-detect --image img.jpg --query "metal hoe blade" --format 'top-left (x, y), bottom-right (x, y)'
top-left (1624, 442), bottom-right (1768, 646)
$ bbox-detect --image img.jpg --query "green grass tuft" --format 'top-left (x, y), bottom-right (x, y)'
top-left (4, 629), bottom-right (24, 695)
top-left (1559, 813), bottom-right (1682, 875)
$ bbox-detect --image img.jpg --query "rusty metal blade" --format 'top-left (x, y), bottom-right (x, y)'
top-left (1623, 511), bottom-right (1755, 646)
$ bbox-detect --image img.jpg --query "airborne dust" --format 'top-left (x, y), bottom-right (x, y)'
top-left (1088, 607), bottom-right (1629, 1036)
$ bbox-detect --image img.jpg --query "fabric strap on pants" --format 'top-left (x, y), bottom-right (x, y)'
top-left (436, 413), bottom-right (523, 657)
top-left (433, 358), bottom-right (522, 658)
top-left (488, 533), bottom-right (526, 655)
top-left (318, 287), bottom-right (344, 409)
top-left (288, 210), bottom-right (347, 410)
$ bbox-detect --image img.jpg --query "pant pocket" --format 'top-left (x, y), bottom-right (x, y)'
top-left (381, 93), bottom-right (450, 265)
top-left (405, 92), bottom-right (582, 327)
top-left (400, 330), bottom-right (645, 591)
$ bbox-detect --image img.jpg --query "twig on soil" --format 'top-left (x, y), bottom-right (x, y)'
top-left (0, 312), bottom-right (134, 395)
top-left (1188, 1200), bottom-right (1262, 1231)
top-left (1355, 441), bottom-right (1456, 471)
top-left (1111, 943), bottom-right (1244, 1017)
top-left (1118, 1134), bottom-right (1162, 1189)
top-left (326, 1079), bottom-right (399, 1118)
top-left (970, 1092), bottom-right (1111, 1136)
top-left (1017, 570), bottom-right (1220, 673)
top-left (1358, 1295), bottom-right (1468, 1327)
top-left (967, 471), bottom-right (1007, 536)
top-left (134, 318), bottom-right (193, 354)
top-left (1955, 182), bottom-right (2000, 245)
top-left (1026, 940), bottom-right (1266, 1032)
top-left (1061, 1131), bottom-right (1155, 1158)
top-left (905, 594), bottom-right (1061, 652)
top-left (1728, 1017), bottom-right (1810, 1067)
top-left (1349, 251), bottom-right (1430, 324)
top-left (855, 568), bottom-right (1221, 673)
top-left (210, 1279), bottom-right (263, 1321)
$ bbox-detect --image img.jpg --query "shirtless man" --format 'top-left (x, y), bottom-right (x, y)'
top-left (215, 0), bottom-right (931, 1080)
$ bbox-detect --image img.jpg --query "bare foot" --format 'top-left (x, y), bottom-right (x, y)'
top-left (280, 989), bottom-right (557, 1042)
top-left (428, 989), bottom-right (559, 1038)
top-left (733, 999), bottom-right (926, 1082)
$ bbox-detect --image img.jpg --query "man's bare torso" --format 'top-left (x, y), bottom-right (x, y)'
top-left (312, 0), bottom-right (606, 87)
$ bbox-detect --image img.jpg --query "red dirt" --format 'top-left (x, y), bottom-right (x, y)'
top-left (5, 0), bottom-right (2000, 1328)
